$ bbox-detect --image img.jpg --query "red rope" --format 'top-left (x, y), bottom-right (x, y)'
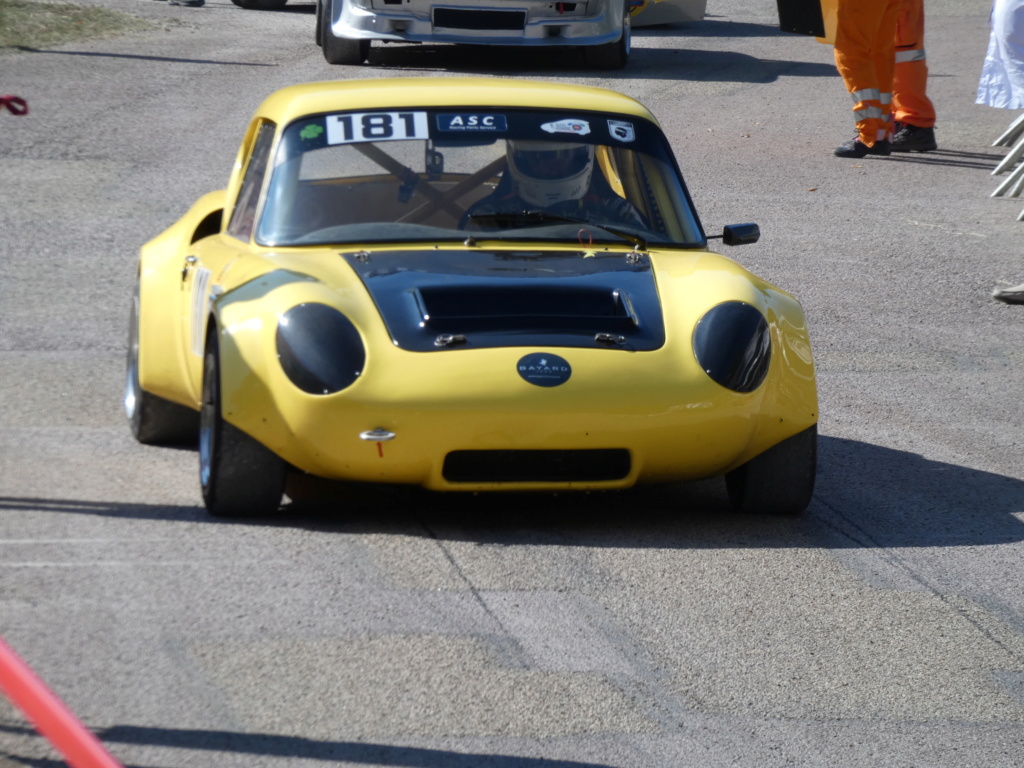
top-left (0, 636), bottom-right (124, 768)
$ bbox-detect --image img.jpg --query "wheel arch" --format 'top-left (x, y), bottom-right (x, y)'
top-left (136, 190), bottom-right (228, 408)
top-left (720, 287), bottom-right (818, 472)
top-left (206, 296), bottom-right (292, 454)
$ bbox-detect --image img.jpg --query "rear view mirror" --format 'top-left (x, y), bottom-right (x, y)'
top-left (722, 223), bottom-right (760, 246)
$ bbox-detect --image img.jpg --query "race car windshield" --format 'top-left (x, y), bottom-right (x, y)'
top-left (256, 109), bottom-right (705, 248)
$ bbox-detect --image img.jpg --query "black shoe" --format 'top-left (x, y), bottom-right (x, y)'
top-left (891, 122), bottom-right (937, 153)
top-left (834, 137), bottom-right (891, 158)
top-left (993, 283), bottom-right (1024, 304)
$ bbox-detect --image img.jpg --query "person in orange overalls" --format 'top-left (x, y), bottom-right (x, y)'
top-left (832, 0), bottom-right (902, 158)
top-left (891, 0), bottom-right (938, 152)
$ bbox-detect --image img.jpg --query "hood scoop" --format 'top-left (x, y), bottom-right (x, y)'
top-left (343, 249), bottom-right (665, 352)
top-left (413, 284), bottom-right (641, 332)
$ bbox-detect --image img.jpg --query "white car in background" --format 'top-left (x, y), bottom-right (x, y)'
top-left (309, 0), bottom-right (707, 69)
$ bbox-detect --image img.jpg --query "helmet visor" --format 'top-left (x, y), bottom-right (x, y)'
top-left (511, 143), bottom-right (592, 181)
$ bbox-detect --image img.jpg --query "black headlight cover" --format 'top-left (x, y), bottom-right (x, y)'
top-left (276, 303), bottom-right (365, 395)
top-left (692, 301), bottom-right (771, 393)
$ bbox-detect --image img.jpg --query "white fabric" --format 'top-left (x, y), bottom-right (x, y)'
top-left (978, 0), bottom-right (1024, 109)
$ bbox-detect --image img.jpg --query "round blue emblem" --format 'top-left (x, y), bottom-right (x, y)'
top-left (517, 353), bottom-right (572, 387)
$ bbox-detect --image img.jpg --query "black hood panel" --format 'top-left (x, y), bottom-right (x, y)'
top-left (343, 249), bottom-right (665, 352)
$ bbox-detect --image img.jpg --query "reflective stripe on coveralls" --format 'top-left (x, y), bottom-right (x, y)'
top-left (893, 0), bottom-right (936, 128)
top-left (834, 0), bottom-right (901, 146)
top-left (895, 48), bottom-right (925, 63)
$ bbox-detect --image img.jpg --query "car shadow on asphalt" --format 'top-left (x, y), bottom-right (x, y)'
top-left (352, 38), bottom-right (836, 84)
top-left (4, 19), bottom-right (834, 81)
top-left (0, 720), bottom-right (618, 768)
top-left (4, 435), bottom-right (1021, 549)
top-left (3, 45), bottom-right (278, 67)
top-left (275, 433), bottom-right (1024, 552)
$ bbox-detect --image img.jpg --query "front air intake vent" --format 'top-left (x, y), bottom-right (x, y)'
top-left (443, 449), bottom-right (631, 483)
top-left (433, 9), bottom-right (526, 30)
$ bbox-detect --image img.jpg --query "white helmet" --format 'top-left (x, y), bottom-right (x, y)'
top-left (506, 140), bottom-right (595, 207)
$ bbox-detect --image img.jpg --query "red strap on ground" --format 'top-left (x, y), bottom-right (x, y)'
top-left (0, 636), bottom-right (124, 768)
top-left (0, 96), bottom-right (29, 115)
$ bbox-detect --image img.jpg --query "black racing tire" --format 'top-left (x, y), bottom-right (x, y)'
top-left (725, 425), bottom-right (817, 516)
top-left (199, 334), bottom-right (286, 517)
top-left (125, 287), bottom-right (199, 446)
top-left (231, 0), bottom-right (289, 9)
top-left (583, 1), bottom-right (630, 70)
top-left (322, 0), bottom-right (370, 64)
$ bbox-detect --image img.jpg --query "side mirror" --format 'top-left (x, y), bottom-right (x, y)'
top-left (722, 223), bottom-right (760, 246)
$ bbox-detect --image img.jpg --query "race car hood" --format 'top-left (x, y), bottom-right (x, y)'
top-left (342, 248), bottom-right (666, 352)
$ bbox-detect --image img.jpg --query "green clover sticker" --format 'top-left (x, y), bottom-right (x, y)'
top-left (300, 124), bottom-right (325, 141)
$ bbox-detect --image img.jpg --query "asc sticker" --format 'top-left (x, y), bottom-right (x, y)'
top-left (326, 111), bottom-right (429, 145)
top-left (437, 114), bottom-right (508, 132)
top-left (517, 353), bottom-right (572, 387)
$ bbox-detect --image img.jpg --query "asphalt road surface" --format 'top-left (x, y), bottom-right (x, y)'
top-left (3, 1), bottom-right (1024, 766)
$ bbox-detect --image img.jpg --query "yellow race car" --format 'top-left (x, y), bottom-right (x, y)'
top-left (125, 78), bottom-right (818, 517)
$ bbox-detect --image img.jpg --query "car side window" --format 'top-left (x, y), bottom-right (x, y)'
top-left (227, 121), bottom-right (276, 242)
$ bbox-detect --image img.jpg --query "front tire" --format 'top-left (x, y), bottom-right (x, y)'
top-left (583, 1), bottom-right (630, 70)
top-left (322, 0), bottom-right (370, 64)
top-left (125, 287), bottom-right (199, 446)
top-left (199, 334), bottom-right (285, 517)
top-left (725, 425), bottom-right (817, 516)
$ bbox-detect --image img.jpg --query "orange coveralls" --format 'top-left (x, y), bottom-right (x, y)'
top-left (833, 0), bottom-right (901, 147)
top-left (894, 0), bottom-right (937, 128)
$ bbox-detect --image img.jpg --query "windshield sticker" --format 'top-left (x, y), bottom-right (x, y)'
top-left (326, 111), bottom-right (429, 145)
top-left (541, 119), bottom-right (591, 137)
top-left (607, 120), bottom-right (635, 142)
top-left (299, 123), bottom-right (325, 141)
top-left (436, 113), bottom-right (507, 132)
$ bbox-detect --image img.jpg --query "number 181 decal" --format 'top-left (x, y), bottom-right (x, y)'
top-left (326, 111), bottom-right (429, 145)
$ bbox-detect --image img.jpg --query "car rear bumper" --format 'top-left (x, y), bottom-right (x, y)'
top-left (331, 0), bottom-right (624, 46)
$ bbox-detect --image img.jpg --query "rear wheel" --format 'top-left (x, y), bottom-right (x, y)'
top-left (231, 0), bottom-right (289, 9)
top-left (725, 425), bottom-right (817, 516)
top-left (583, 1), bottom-right (630, 70)
top-left (125, 286), bottom-right (199, 446)
top-left (199, 334), bottom-right (285, 517)
top-left (322, 0), bottom-right (370, 64)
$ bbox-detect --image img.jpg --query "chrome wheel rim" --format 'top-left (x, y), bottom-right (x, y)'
top-left (124, 296), bottom-right (140, 420)
top-left (199, 355), bottom-right (215, 490)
